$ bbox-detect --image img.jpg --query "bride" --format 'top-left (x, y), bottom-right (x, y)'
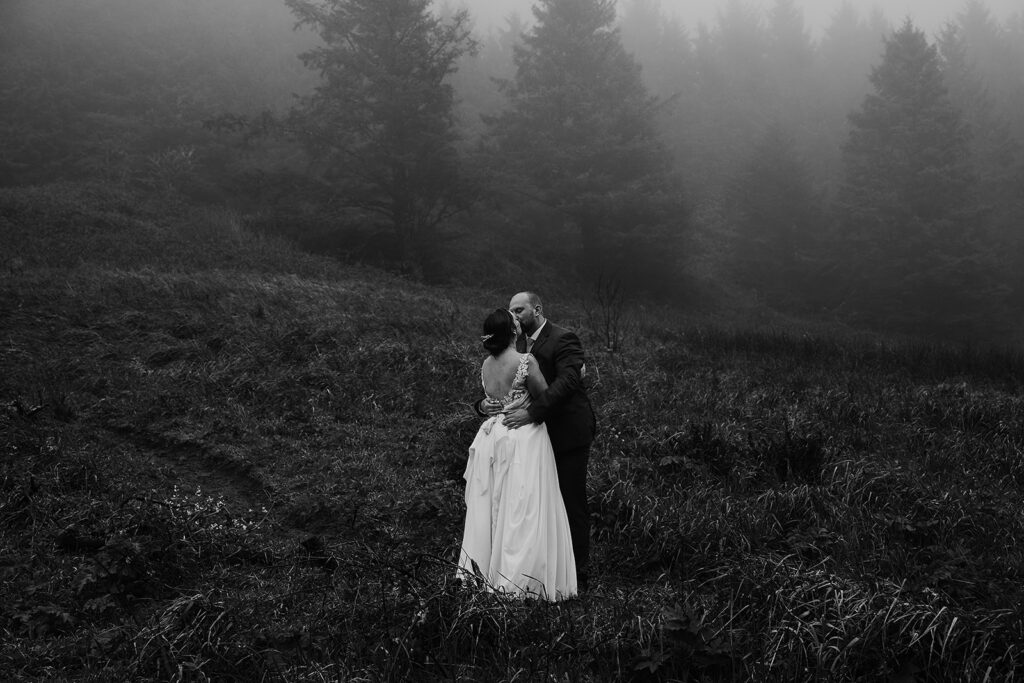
top-left (457, 308), bottom-right (577, 601)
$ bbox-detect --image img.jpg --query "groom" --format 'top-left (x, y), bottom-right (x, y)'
top-left (500, 291), bottom-right (597, 591)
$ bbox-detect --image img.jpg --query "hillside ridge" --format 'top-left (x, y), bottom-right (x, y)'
top-left (2, 183), bottom-right (1023, 680)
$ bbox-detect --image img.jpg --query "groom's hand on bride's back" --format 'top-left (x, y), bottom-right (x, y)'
top-left (503, 408), bottom-right (533, 429)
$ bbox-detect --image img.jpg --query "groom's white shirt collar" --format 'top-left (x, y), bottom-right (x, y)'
top-left (529, 320), bottom-right (547, 342)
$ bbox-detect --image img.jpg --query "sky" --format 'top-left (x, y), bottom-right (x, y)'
top-left (462, 0), bottom-right (1021, 38)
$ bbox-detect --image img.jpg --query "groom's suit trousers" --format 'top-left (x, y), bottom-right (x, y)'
top-left (554, 444), bottom-right (590, 575)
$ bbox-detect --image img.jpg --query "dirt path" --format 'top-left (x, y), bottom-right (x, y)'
top-left (102, 422), bottom-right (271, 511)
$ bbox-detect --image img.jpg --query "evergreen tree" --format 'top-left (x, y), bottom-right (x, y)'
top-left (762, 0), bottom-right (821, 190)
top-left (286, 0), bottom-right (476, 272)
top-left (766, 0), bottom-right (813, 76)
top-left (450, 8), bottom-right (524, 142)
top-left (0, 0), bottom-right (312, 189)
top-left (681, 1), bottom-right (772, 200)
top-left (837, 20), bottom-right (996, 337)
top-left (714, 0), bottom-right (768, 89)
top-left (765, 0), bottom-right (814, 115)
top-left (487, 0), bottom-right (684, 288)
top-left (810, 2), bottom-right (888, 191)
top-left (942, 6), bottom-right (1024, 312)
top-left (618, 0), bottom-right (700, 207)
top-left (618, 0), bottom-right (693, 98)
top-left (954, 0), bottom-right (1024, 144)
top-left (731, 123), bottom-right (819, 308)
top-left (1008, 13), bottom-right (1024, 143)
top-left (938, 22), bottom-right (1021, 220)
top-left (949, 3), bottom-right (1024, 201)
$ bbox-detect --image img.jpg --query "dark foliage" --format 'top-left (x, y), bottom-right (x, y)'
top-left (729, 123), bottom-right (823, 309)
top-left (834, 20), bottom-right (1003, 338)
top-left (285, 0), bottom-right (477, 276)
top-left (486, 0), bottom-right (687, 292)
top-left (0, 0), bottom-right (312, 198)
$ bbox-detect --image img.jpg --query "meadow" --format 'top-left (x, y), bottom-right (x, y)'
top-left (2, 182), bottom-right (1022, 681)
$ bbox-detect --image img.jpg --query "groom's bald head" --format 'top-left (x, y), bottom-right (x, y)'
top-left (514, 291), bottom-right (541, 308)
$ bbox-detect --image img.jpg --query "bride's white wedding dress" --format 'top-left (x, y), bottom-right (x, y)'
top-left (458, 354), bottom-right (577, 601)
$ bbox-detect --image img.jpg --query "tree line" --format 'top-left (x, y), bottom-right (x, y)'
top-left (1, 0), bottom-right (1022, 340)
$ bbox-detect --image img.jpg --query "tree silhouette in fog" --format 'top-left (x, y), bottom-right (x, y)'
top-left (486, 0), bottom-right (685, 289)
top-left (836, 20), bottom-right (998, 336)
top-left (731, 123), bottom-right (820, 309)
top-left (286, 0), bottom-right (476, 273)
top-left (0, 0), bottom-right (310, 191)
top-left (940, 4), bottom-right (1024, 310)
top-left (939, 21), bottom-right (1022, 237)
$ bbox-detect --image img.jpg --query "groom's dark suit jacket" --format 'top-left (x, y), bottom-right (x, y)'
top-left (523, 322), bottom-right (597, 454)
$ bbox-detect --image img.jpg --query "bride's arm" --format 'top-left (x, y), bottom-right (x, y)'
top-left (475, 357), bottom-right (502, 416)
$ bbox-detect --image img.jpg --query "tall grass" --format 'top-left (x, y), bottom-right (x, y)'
top-left (1, 182), bottom-right (1022, 680)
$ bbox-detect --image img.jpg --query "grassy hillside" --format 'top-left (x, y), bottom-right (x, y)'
top-left (2, 183), bottom-right (1023, 681)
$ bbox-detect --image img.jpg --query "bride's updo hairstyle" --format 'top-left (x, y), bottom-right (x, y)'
top-left (481, 308), bottom-right (516, 356)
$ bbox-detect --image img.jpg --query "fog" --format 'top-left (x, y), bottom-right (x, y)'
top-left (466, 0), bottom-right (1022, 36)
top-left (2, 0), bottom-right (1023, 339)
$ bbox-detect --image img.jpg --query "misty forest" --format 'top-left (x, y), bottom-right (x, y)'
top-left (3, 0), bottom-right (1024, 680)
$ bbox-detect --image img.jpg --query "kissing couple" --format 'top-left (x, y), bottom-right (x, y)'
top-left (457, 291), bottom-right (597, 601)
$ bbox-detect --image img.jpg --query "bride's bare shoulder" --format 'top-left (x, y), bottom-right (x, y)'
top-left (487, 349), bottom-right (519, 364)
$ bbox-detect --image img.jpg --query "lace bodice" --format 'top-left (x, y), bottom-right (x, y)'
top-left (482, 353), bottom-right (533, 410)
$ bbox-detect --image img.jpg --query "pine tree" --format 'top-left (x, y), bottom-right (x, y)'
top-left (618, 0), bottom-right (693, 98)
top-left (487, 0), bottom-right (684, 287)
top-left (837, 20), bottom-right (996, 336)
top-left (714, 0), bottom-right (768, 89)
top-left (767, 0), bottom-right (813, 74)
top-left (766, 0), bottom-right (814, 114)
top-left (731, 123), bottom-right (819, 308)
top-left (939, 22), bottom-right (1021, 218)
top-left (679, 1), bottom-right (773, 199)
top-left (0, 0), bottom-right (313, 189)
top-left (286, 0), bottom-right (476, 272)
top-left (810, 2), bottom-right (887, 191)
top-left (942, 5), bottom-right (1024, 313)
top-left (450, 10), bottom-right (525, 142)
